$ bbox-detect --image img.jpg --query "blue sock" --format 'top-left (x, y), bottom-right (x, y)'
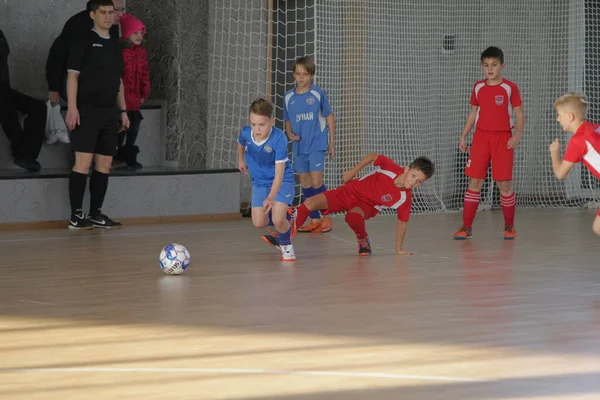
top-left (268, 210), bottom-right (274, 227)
top-left (279, 227), bottom-right (291, 245)
top-left (303, 186), bottom-right (319, 219)
top-left (301, 187), bottom-right (312, 203)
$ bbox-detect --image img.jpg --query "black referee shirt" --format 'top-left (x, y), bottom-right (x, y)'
top-left (67, 29), bottom-right (123, 108)
top-left (46, 9), bottom-right (119, 93)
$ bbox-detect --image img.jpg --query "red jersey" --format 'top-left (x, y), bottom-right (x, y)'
top-left (345, 155), bottom-right (412, 221)
top-left (470, 78), bottom-right (522, 132)
top-left (563, 121), bottom-right (600, 180)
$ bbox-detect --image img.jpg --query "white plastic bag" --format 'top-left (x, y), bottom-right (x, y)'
top-left (45, 101), bottom-right (57, 144)
top-left (45, 101), bottom-right (70, 144)
top-left (52, 103), bottom-right (69, 143)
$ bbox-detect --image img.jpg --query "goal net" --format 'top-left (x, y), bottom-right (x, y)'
top-left (207, 0), bottom-right (600, 215)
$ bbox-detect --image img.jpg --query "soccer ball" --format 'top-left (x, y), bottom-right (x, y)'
top-left (159, 243), bottom-right (191, 275)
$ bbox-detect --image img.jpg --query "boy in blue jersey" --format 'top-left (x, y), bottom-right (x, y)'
top-left (237, 98), bottom-right (297, 261)
top-left (284, 56), bottom-right (336, 234)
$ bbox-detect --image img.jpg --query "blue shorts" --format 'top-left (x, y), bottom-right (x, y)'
top-left (293, 151), bottom-right (326, 174)
top-left (251, 181), bottom-right (295, 207)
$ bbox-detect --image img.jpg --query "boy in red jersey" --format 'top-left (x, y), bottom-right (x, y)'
top-left (454, 46), bottom-right (525, 240)
top-left (550, 92), bottom-right (600, 236)
top-left (286, 153), bottom-right (434, 256)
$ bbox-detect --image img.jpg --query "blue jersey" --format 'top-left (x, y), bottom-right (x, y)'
top-left (283, 84), bottom-right (332, 155)
top-left (238, 126), bottom-right (294, 186)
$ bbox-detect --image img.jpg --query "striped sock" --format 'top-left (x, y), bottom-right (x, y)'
top-left (500, 192), bottom-right (516, 226)
top-left (462, 189), bottom-right (480, 228)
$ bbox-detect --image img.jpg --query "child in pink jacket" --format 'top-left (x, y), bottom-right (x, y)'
top-left (116, 13), bottom-right (150, 169)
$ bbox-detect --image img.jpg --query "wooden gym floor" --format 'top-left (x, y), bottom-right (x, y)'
top-left (0, 208), bottom-right (599, 399)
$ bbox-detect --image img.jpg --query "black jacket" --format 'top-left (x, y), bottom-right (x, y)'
top-left (45, 7), bottom-right (119, 92)
top-left (0, 28), bottom-right (10, 86)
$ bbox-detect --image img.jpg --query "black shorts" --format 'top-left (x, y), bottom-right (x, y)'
top-left (70, 104), bottom-right (119, 156)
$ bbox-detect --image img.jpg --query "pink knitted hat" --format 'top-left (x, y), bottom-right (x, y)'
top-left (120, 13), bottom-right (145, 40)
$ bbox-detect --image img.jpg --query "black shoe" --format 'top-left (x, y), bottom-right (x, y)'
top-left (115, 146), bottom-right (127, 163)
top-left (68, 211), bottom-right (94, 230)
top-left (124, 145), bottom-right (142, 170)
top-left (358, 237), bottom-right (372, 256)
top-left (261, 234), bottom-right (281, 251)
top-left (14, 158), bottom-right (41, 172)
top-left (88, 214), bottom-right (122, 228)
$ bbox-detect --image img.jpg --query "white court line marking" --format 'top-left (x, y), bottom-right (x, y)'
top-left (1, 367), bottom-right (484, 382)
top-left (330, 235), bottom-right (395, 253)
top-left (331, 237), bottom-right (496, 264)
top-left (0, 226), bottom-right (255, 244)
top-left (19, 300), bottom-right (62, 306)
top-left (0, 208), bottom-right (586, 245)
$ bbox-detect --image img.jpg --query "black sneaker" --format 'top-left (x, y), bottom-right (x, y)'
top-left (88, 214), bottom-right (122, 229)
top-left (358, 237), bottom-right (372, 256)
top-left (124, 145), bottom-right (143, 170)
top-left (68, 211), bottom-right (94, 230)
top-left (261, 234), bottom-right (281, 251)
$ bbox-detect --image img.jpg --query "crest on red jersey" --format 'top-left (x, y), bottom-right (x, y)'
top-left (381, 194), bottom-right (393, 202)
top-left (495, 95), bottom-right (504, 106)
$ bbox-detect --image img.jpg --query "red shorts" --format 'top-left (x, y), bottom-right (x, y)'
top-left (465, 129), bottom-right (514, 181)
top-left (597, 209), bottom-right (600, 217)
top-left (322, 185), bottom-right (379, 220)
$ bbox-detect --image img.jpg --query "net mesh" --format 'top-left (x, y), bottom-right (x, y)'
top-left (207, 0), bottom-right (600, 214)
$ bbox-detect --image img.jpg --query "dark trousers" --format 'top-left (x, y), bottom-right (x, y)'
top-left (0, 83), bottom-right (46, 161)
top-left (118, 110), bottom-right (143, 148)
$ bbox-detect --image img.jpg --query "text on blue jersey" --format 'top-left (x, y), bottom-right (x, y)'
top-left (283, 84), bottom-right (332, 155)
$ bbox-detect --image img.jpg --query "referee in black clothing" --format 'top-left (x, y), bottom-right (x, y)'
top-left (65, 0), bottom-right (130, 230)
top-left (46, 0), bottom-right (122, 103)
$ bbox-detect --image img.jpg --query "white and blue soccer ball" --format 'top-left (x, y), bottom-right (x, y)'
top-left (159, 243), bottom-right (191, 275)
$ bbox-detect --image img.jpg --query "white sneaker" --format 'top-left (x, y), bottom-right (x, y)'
top-left (280, 244), bottom-right (296, 261)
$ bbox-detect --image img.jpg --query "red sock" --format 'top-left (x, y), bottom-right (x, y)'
top-left (463, 189), bottom-right (480, 228)
top-left (345, 211), bottom-right (368, 239)
top-left (295, 204), bottom-right (311, 229)
top-left (500, 192), bottom-right (516, 226)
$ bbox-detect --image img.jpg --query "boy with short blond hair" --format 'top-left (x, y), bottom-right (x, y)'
top-left (237, 97), bottom-right (296, 261)
top-left (550, 92), bottom-right (600, 236)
